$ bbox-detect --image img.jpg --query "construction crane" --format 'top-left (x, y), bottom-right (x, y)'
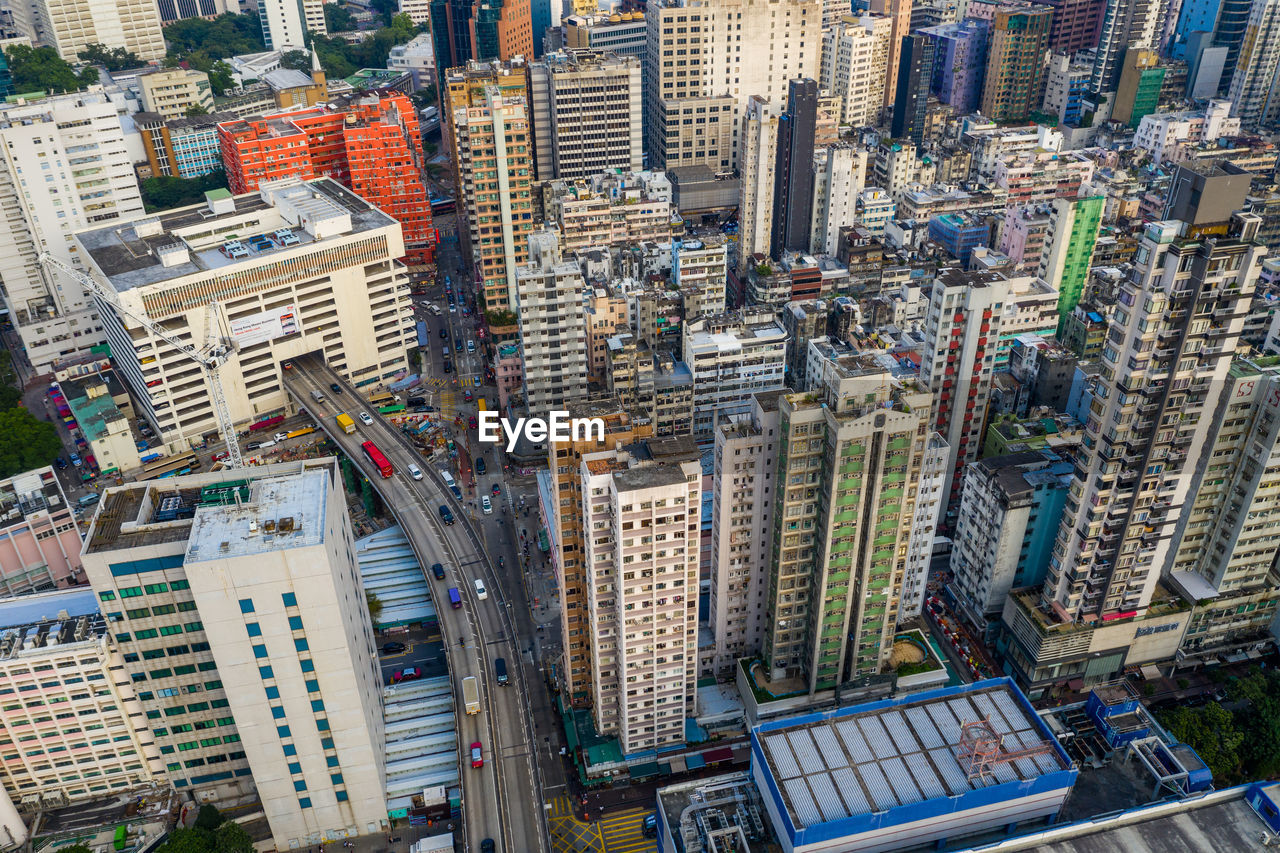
top-left (38, 253), bottom-right (244, 469)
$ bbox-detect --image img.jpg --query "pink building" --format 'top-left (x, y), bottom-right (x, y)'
top-left (0, 467), bottom-right (84, 593)
top-left (495, 343), bottom-right (525, 412)
top-left (998, 204), bottom-right (1053, 274)
top-left (585, 286), bottom-right (629, 385)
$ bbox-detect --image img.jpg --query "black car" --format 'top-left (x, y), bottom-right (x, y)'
top-left (431, 562), bottom-right (446, 580)
top-left (407, 396), bottom-right (425, 407)
top-left (329, 382), bottom-right (342, 393)
top-left (642, 814), bottom-right (657, 838)
top-left (475, 456), bottom-right (486, 475)
top-left (440, 328), bottom-right (449, 339)
top-left (439, 505), bottom-right (455, 524)
top-left (443, 360), bottom-right (453, 374)
top-left (413, 405), bottom-right (436, 413)
top-left (54, 457), bottom-right (67, 470)
top-left (480, 841), bottom-right (494, 853)
top-left (380, 642), bottom-right (406, 655)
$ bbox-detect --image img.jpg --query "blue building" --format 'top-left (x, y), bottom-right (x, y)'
top-left (920, 20), bottom-right (990, 115)
top-left (750, 679), bottom-right (1077, 853)
top-left (928, 212), bottom-right (990, 265)
top-left (1171, 0), bottom-right (1223, 58)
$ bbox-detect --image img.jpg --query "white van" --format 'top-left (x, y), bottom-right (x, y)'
top-left (474, 578), bottom-right (488, 600)
top-left (441, 470), bottom-right (456, 489)
top-left (408, 463), bottom-right (423, 480)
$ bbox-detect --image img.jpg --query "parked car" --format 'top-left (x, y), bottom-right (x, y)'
top-left (245, 442), bottom-right (263, 451)
top-left (481, 495), bottom-right (492, 514)
top-left (381, 642), bottom-right (406, 655)
top-left (69, 453), bottom-right (82, 467)
top-left (358, 411), bottom-right (374, 426)
top-left (54, 457), bottom-right (67, 470)
top-left (475, 457), bottom-right (486, 475)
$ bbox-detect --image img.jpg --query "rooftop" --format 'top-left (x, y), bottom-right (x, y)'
top-left (185, 469), bottom-right (328, 562)
top-left (0, 467), bottom-right (68, 533)
top-left (656, 772), bottom-right (772, 853)
top-left (0, 587), bottom-right (104, 660)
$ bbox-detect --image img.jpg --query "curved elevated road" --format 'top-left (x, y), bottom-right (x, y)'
top-left (281, 355), bottom-right (547, 853)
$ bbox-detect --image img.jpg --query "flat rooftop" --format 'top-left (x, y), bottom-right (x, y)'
top-left (75, 178), bottom-right (397, 292)
top-left (185, 468), bottom-right (328, 562)
top-left (0, 467), bottom-right (67, 533)
top-left (754, 679), bottom-right (1071, 833)
top-left (0, 587), bottom-right (104, 661)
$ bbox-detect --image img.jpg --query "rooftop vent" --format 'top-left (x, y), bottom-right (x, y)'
top-left (133, 217), bottom-right (163, 238)
top-left (156, 243), bottom-right (190, 268)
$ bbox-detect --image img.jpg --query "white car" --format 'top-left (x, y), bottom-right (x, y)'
top-left (274, 432), bottom-right (289, 442)
top-left (481, 495), bottom-right (492, 514)
top-left (358, 411), bottom-right (374, 426)
top-left (408, 463), bottom-right (423, 480)
top-left (474, 577), bottom-right (488, 600)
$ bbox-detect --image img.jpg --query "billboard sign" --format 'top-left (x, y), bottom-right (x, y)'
top-left (230, 305), bottom-right (299, 346)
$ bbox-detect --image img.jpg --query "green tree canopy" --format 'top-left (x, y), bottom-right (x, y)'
top-left (0, 407), bottom-right (63, 478)
top-left (207, 60), bottom-right (234, 97)
top-left (194, 804), bottom-right (224, 831)
top-left (213, 821), bottom-right (253, 853)
top-left (366, 590), bottom-right (383, 624)
top-left (157, 828), bottom-right (215, 853)
top-left (324, 2), bottom-right (357, 32)
top-left (280, 49), bottom-right (312, 72)
top-left (310, 13), bottom-right (417, 77)
top-left (184, 104), bottom-right (209, 117)
top-left (163, 13), bottom-right (264, 62)
top-left (77, 43), bottom-right (143, 71)
top-left (140, 170), bottom-right (230, 213)
top-left (371, 0), bottom-right (398, 25)
top-left (5, 45), bottom-right (98, 93)
top-left (1160, 701), bottom-right (1243, 781)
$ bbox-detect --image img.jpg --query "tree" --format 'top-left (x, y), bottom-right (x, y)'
top-left (1160, 702), bottom-right (1243, 782)
top-left (207, 60), bottom-right (234, 97)
top-left (366, 591), bottom-right (383, 624)
top-left (194, 804), bottom-right (224, 831)
top-left (280, 49), bottom-right (312, 72)
top-left (324, 2), bottom-right (356, 32)
top-left (0, 352), bottom-right (21, 411)
top-left (157, 828), bottom-right (215, 853)
top-left (58, 846), bottom-right (92, 853)
top-left (0, 407), bottom-right (63, 478)
top-left (164, 13), bottom-right (264, 61)
top-left (410, 85), bottom-right (438, 112)
top-left (371, 0), bottom-right (398, 26)
top-left (213, 823), bottom-right (253, 853)
top-left (140, 170), bottom-right (230, 213)
top-left (5, 45), bottom-right (97, 93)
top-left (184, 104), bottom-right (210, 117)
top-left (77, 43), bottom-right (142, 71)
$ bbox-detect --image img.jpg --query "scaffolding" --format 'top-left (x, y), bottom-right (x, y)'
top-left (957, 717), bottom-right (1060, 784)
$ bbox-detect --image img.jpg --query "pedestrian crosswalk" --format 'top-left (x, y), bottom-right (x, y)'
top-left (546, 796), bottom-right (656, 853)
top-left (424, 376), bottom-right (479, 388)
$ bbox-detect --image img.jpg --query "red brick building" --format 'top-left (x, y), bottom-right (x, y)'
top-left (218, 92), bottom-right (435, 263)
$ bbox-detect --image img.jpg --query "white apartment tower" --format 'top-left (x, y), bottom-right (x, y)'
top-left (738, 96), bottom-right (780, 267)
top-left (25, 0), bottom-right (165, 61)
top-left (810, 145), bottom-right (868, 256)
top-left (515, 231), bottom-right (590, 414)
top-left (819, 15), bottom-right (893, 129)
top-left (529, 50), bottom-right (643, 181)
top-left (259, 0), bottom-right (326, 50)
top-left (580, 438), bottom-right (702, 754)
top-left (80, 462), bottom-right (388, 847)
top-left (683, 308), bottom-right (788, 440)
top-left (0, 90), bottom-right (145, 373)
top-left (73, 178), bottom-right (413, 451)
top-left (708, 392), bottom-right (782, 678)
top-left (672, 236), bottom-right (728, 317)
top-left (1228, 0), bottom-right (1280, 130)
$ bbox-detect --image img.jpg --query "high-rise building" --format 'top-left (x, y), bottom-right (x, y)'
top-left (429, 0), bottom-right (532, 68)
top-left (548, 400), bottom-right (655, 708)
top-left (515, 231), bottom-right (589, 413)
top-left (1169, 357), bottom-right (1280, 661)
top-left (1112, 47), bottom-right (1165, 127)
top-left (762, 354), bottom-right (944, 688)
top-left (218, 91), bottom-right (435, 263)
top-left (950, 450), bottom-right (1073, 641)
top-left (771, 79), bottom-right (818, 258)
top-left (1227, 0), bottom-right (1280, 130)
top-left (1209, 0), bottom-right (1252, 94)
top-left (738, 96), bottom-right (779, 268)
top-left (563, 12), bottom-right (648, 59)
top-left (80, 462), bottom-right (388, 846)
top-left (1042, 51), bottom-right (1092, 126)
top-left (672, 237), bottom-right (729, 317)
top-left (820, 14), bottom-right (893, 129)
top-left (579, 436), bottom-right (702, 753)
top-left (259, 0), bottom-right (325, 50)
top-left (444, 60), bottom-right (536, 314)
top-left (73, 178), bottom-right (413, 447)
top-left (643, 0), bottom-right (821, 170)
top-left (21, 0), bottom-right (165, 60)
top-left (154, 0), bottom-right (234, 24)
top-left (920, 19), bottom-right (989, 115)
top-left (139, 68), bottom-right (214, 120)
top-left (868, 0), bottom-right (913, 107)
top-left (1091, 0), bottom-right (1169, 93)
top-left (528, 50), bottom-right (642, 181)
top-left (810, 145), bottom-right (868, 256)
top-left (0, 466), bottom-right (84, 593)
top-left (683, 309), bottom-right (788, 440)
top-left (980, 7), bottom-right (1052, 123)
top-left (891, 34), bottom-right (935, 144)
top-left (1001, 165), bottom-right (1264, 694)
top-left (1038, 196), bottom-right (1104, 327)
top-left (1029, 0), bottom-right (1105, 55)
top-left (0, 90), bottom-right (145, 373)
top-left (137, 111), bottom-right (240, 179)
top-left (708, 392), bottom-right (782, 678)
top-left (920, 268), bottom-right (1009, 519)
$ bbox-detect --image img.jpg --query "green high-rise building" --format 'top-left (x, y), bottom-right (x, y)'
top-left (1039, 195), bottom-right (1104, 332)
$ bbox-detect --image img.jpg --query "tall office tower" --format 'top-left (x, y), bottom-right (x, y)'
top-left (920, 269), bottom-right (1010, 520)
top-left (763, 356), bottom-right (942, 689)
top-left (80, 462), bottom-right (388, 845)
top-left (580, 437), bottom-right (702, 753)
top-left (563, 12), bottom-right (648, 59)
top-left (549, 401), bottom-right (655, 708)
top-left (643, 0), bottom-right (821, 171)
top-left (1029, 0), bottom-right (1105, 55)
top-left (738, 97), bottom-right (779, 268)
top-left (868, 0), bottom-right (913, 107)
top-left (153, 0), bottom-right (233, 24)
top-left (430, 0), bottom-right (532, 68)
top-left (1169, 359), bottom-right (1280, 660)
top-left (980, 7), bottom-right (1052, 123)
top-left (22, 0), bottom-right (165, 60)
top-left (1228, 0), bottom-right (1280, 130)
top-left (528, 50), bottom-right (642, 181)
top-left (771, 79), bottom-right (818, 258)
top-left (820, 14), bottom-right (893, 128)
top-left (1112, 47), bottom-right (1165, 127)
top-left (891, 34), bottom-right (935, 144)
top-left (683, 309), bottom-right (788, 441)
top-left (1001, 165), bottom-right (1264, 693)
top-left (218, 92), bottom-right (435, 263)
top-left (74, 179), bottom-right (413, 446)
top-left (0, 588), bottom-right (163, 805)
top-left (1211, 0), bottom-right (1252, 94)
top-left (259, 0), bottom-right (325, 49)
top-left (0, 91), bottom-right (144, 374)
top-left (515, 231), bottom-right (590, 413)
top-left (1038, 196), bottom-right (1104, 328)
top-left (444, 61), bottom-right (536, 314)
top-left (950, 451), bottom-right (1073, 641)
top-left (1091, 0), bottom-right (1169, 93)
top-left (708, 392), bottom-right (782, 678)
top-left (810, 145), bottom-right (868, 256)
top-left (919, 19), bottom-right (989, 114)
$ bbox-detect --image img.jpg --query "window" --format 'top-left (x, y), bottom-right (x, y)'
top-left (258, 666), bottom-right (273, 679)
top-left (265, 686), bottom-right (279, 700)
top-left (288, 616), bottom-right (303, 631)
top-left (294, 638), bottom-right (309, 652)
top-left (288, 762), bottom-right (302, 775)
top-left (271, 706), bottom-right (286, 720)
top-left (310, 699), bottom-right (324, 712)
top-left (282, 593), bottom-right (297, 607)
top-left (294, 780), bottom-right (307, 792)
top-left (238, 599), bottom-right (254, 614)
top-left (252, 645), bottom-right (268, 659)
top-left (246, 623), bottom-right (262, 637)
top-left (299, 797), bottom-right (312, 808)
top-left (277, 726), bottom-right (290, 738)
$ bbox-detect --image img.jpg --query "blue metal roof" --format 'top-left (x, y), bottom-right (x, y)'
top-left (0, 588), bottom-right (100, 630)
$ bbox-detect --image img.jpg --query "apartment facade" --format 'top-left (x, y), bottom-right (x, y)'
top-left (810, 145), bottom-right (868, 257)
top-left (515, 232), bottom-right (589, 413)
top-left (26, 0), bottom-right (164, 60)
top-left (528, 50), bottom-right (642, 181)
top-left (0, 466), bottom-right (83, 594)
top-left (980, 8), bottom-right (1052, 123)
top-left (683, 309), bottom-right (788, 441)
top-left (738, 96), bottom-right (779, 267)
top-left (546, 178), bottom-right (679, 254)
top-left (580, 438), bottom-right (702, 754)
top-left (75, 178), bottom-right (413, 449)
top-left (1227, 0), bottom-right (1280, 130)
top-left (139, 69), bottom-right (214, 120)
top-left (672, 236), bottom-right (727, 318)
top-left (820, 15), bottom-right (892, 129)
top-left (138, 111), bottom-right (239, 180)
top-left (258, 0), bottom-right (325, 50)
top-left (80, 462), bottom-right (387, 846)
top-left (920, 19), bottom-right (989, 115)
top-left (0, 90), bottom-right (145, 373)
top-left (1038, 196), bottom-right (1104, 327)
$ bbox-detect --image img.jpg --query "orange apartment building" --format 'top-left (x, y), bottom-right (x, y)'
top-left (217, 92), bottom-right (436, 263)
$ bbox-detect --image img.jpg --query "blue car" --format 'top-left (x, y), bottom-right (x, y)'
top-left (69, 453), bottom-right (82, 468)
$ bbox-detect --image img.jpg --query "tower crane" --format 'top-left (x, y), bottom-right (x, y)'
top-left (38, 253), bottom-right (244, 469)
